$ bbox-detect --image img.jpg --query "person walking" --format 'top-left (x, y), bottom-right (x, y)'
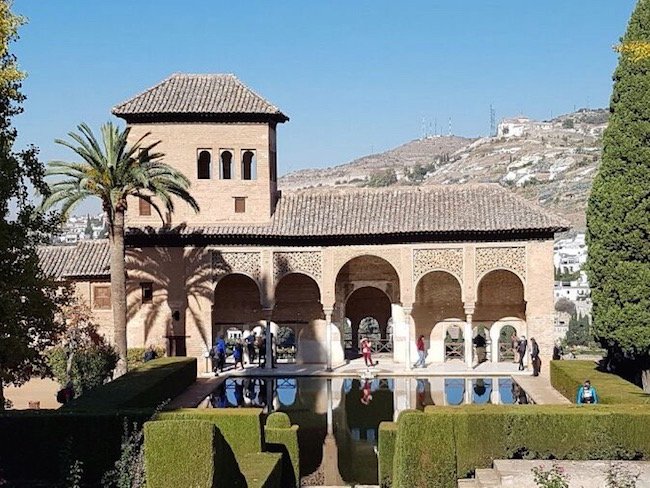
top-left (233, 339), bottom-right (244, 370)
top-left (257, 333), bottom-right (266, 368)
top-left (215, 335), bottom-right (226, 374)
top-left (414, 335), bottom-right (426, 368)
top-left (552, 340), bottom-right (564, 360)
top-left (517, 335), bottom-right (528, 371)
top-left (246, 332), bottom-right (256, 364)
top-left (473, 332), bottom-right (487, 363)
top-left (360, 337), bottom-right (375, 368)
top-left (511, 332), bottom-right (519, 363)
top-left (530, 337), bottom-right (541, 376)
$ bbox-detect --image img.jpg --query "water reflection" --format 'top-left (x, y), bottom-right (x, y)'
top-left (204, 376), bottom-right (530, 485)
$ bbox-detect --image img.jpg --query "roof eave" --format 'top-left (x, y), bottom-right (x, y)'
top-left (112, 111), bottom-right (289, 124)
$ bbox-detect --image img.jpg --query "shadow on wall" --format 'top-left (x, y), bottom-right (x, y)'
top-left (127, 245), bottom-right (230, 353)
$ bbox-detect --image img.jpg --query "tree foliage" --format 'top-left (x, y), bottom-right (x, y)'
top-left (47, 300), bottom-right (118, 398)
top-left (565, 312), bottom-right (592, 347)
top-left (586, 0), bottom-right (650, 386)
top-left (0, 1), bottom-right (64, 409)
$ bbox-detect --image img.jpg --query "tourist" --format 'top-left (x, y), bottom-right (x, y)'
top-left (246, 332), bottom-right (257, 364)
top-left (360, 337), bottom-right (374, 367)
top-left (473, 333), bottom-right (487, 363)
top-left (143, 344), bottom-right (158, 362)
top-left (511, 332), bottom-right (519, 363)
top-left (552, 341), bottom-right (564, 360)
top-left (530, 337), bottom-right (541, 376)
top-left (258, 333), bottom-right (267, 368)
top-left (576, 379), bottom-right (599, 404)
top-left (214, 335), bottom-right (226, 374)
top-left (517, 336), bottom-right (528, 371)
top-left (233, 339), bottom-right (244, 370)
top-left (414, 335), bottom-right (426, 368)
top-left (361, 379), bottom-right (373, 405)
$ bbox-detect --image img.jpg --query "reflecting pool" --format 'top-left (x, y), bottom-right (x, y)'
top-left (203, 376), bottom-right (530, 485)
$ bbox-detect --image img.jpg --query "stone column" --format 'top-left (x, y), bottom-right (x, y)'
top-left (326, 379), bottom-right (333, 435)
top-left (404, 306), bottom-right (413, 370)
top-left (325, 308), bottom-right (333, 372)
top-left (464, 378), bottom-right (472, 405)
top-left (464, 304), bottom-right (475, 369)
top-left (263, 308), bottom-right (273, 368)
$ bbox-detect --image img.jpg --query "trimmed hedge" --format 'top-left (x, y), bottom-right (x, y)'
top-left (65, 357), bottom-right (197, 411)
top-left (144, 419), bottom-right (221, 488)
top-left (385, 405), bottom-right (650, 488)
top-left (550, 360), bottom-right (650, 404)
top-left (378, 421), bottom-right (398, 488)
top-left (240, 452), bottom-right (282, 488)
top-left (157, 408), bottom-right (263, 459)
top-left (0, 409), bottom-right (149, 485)
top-left (264, 412), bottom-right (299, 488)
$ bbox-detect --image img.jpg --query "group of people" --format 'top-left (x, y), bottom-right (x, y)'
top-left (209, 332), bottom-right (276, 376)
top-left (510, 333), bottom-right (541, 376)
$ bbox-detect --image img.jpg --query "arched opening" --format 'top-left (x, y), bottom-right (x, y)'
top-left (444, 324), bottom-right (464, 361)
top-left (475, 270), bottom-right (525, 321)
top-left (497, 324), bottom-right (517, 362)
top-left (212, 274), bottom-right (262, 344)
top-left (413, 271), bottom-right (464, 362)
top-left (344, 287), bottom-right (391, 358)
top-left (197, 150), bottom-right (211, 179)
top-left (220, 150), bottom-right (233, 180)
top-left (241, 150), bottom-right (256, 180)
top-left (273, 273), bottom-right (323, 364)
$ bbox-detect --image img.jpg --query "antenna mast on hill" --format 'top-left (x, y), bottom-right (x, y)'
top-left (433, 118), bottom-right (438, 137)
top-left (448, 117), bottom-right (452, 137)
top-left (489, 104), bottom-right (496, 137)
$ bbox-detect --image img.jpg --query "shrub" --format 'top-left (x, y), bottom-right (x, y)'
top-left (0, 410), bottom-right (149, 485)
top-left (156, 408), bottom-right (263, 459)
top-left (385, 405), bottom-right (650, 488)
top-left (550, 360), bottom-right (650, 404)
top-left (239, 452), bottom-right (282, 488)
top-left (65, 357), bottom-right (196, 412)
top-left (264, 413), bottom-right (299, 487)
top-left (144, 420), bottom-right (219, 488)
top-left (378, 421), bottom-right (398, 487)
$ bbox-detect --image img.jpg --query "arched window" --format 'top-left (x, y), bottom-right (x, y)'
top-left (241, 150), bottom-right (256, 180)
top-left (197, 150), bottom-right (211, 179)
top-left (220, 150), bottom-right (233, 180)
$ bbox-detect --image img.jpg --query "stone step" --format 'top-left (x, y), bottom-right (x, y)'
top-left (457, 479), bottom-right (479, 488)
top-left (474, 468), bottom-right (501, 486)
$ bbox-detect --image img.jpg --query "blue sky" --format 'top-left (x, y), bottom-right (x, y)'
top-left (12, 1), bottom-right (635, 212)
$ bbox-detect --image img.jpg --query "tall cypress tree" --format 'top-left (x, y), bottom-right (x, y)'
top-left (586, 0), bottom-right (650, 390)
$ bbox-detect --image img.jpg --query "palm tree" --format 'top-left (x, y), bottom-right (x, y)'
top-left (42, 122), bottom-right (199, 376)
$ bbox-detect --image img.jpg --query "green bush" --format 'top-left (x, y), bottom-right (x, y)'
top-left (393, 410), bottom-right (457, 488)
top-left (264, 413), bottom-right (299, 487)
top-left (239, 452), bottom-right (282, 488)
top-left (48, 344), bottom-right (119, 398)
top-left (386, 405), bottom-right (650, 488)
top-left (144, 420), bottom-right (220, 488)
top-left (550, 360), bottom-right (650, 404)
top-left (378, 421), bottom-right (397, 487)
top-left (156, 408), bottom-right (263, 459)
top-left (0, 410), bottom-right (149, 485)
top-left (65, 357), bottom-right (196, 412)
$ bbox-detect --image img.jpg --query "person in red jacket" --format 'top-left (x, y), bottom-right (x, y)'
top-left (414, 335), bottom-right (426, 368)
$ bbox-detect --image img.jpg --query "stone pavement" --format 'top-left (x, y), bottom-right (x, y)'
top-left (458, 459), bottom-right (650, 487)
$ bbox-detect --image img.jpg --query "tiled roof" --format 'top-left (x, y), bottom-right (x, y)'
top-left (112, 73), bottom-right (288, 122)
top-left (37, 240), bottom-right (110, 279)
top-left (129, 184), bottom-right (570, 240)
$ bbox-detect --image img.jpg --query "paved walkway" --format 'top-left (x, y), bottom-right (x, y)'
top-left (170, 356), bottom-right (569, 407)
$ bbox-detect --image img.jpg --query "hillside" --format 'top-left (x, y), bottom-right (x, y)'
top-left (278, 108), bottom-right (608, 229)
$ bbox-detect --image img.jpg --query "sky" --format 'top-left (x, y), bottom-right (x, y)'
top-left (12, 0), bottom-right (636, 213)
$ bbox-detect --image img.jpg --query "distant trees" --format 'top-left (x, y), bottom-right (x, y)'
top-left (586, 0), bottom-right (650, 390)
top-left (0, 3), bottom-right (65, 409)
top-left (366, 168), bottom-right (397, 187)
top-left (565, 312), bottom-right (592, 347)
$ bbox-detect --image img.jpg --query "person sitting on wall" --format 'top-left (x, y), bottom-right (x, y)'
top-left (143, 344), bottom-right (158, 363)
top-left (576, 379), bottom-right (599, 404)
